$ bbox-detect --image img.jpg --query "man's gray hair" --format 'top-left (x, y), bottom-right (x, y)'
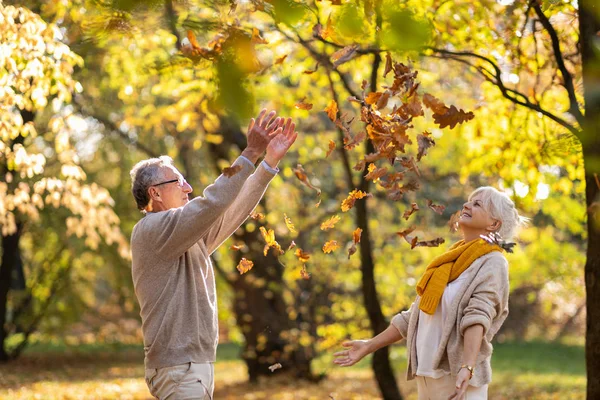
top-left (130, 156), bottom-right (174, 211)
top-left (468, 186), bottom-right (529, 240)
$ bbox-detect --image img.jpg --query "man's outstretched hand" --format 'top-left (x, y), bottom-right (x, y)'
top-left (242, 109), bottom-right (283, 163)
top-left (264, 117), bottom-right (298, 168)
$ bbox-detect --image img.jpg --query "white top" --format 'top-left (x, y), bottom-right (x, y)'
top-left (416, 273), bottom-right (470, 378)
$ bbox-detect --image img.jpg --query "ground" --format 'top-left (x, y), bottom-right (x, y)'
top-left (0, 341), bottom-right (585, 399)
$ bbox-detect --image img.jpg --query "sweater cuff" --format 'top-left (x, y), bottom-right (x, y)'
top-left (460, 315), bottom-right (492, 337)
top-left (390, 314), bottom-right (408, 338)
top-left (238, 155), bottom-right (257, 169)
top-left (260, 160), bottom-right (279, 175)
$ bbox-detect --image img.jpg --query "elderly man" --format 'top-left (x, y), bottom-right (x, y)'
top-left (130, 110), bottom-right (297, 399)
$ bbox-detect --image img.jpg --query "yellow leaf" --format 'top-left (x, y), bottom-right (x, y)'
top-left (294, 248), bottom-right (311, 263)
top-left (325, 100), bottom-right (338, 122)
top-left (284, 213), bottom-right (296, 233)
top-left (341, 189), bottom-right (369, 212)
top-left (323, 240), bottom-right (340, 253)
top-left (237, 258), bottom-right (254, 274)
top-left (320, 215), bottom-right (341, 231)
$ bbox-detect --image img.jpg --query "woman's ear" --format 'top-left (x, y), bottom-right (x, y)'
top-left (490, 219), bottom-right (502, 232)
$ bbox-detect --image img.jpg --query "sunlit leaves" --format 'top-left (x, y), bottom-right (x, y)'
top-left (268, 0), bottom-right (307, 26)
top-left (259, 226), bottom-right (284, 256)
top-left (336, 3), bottom-right (365, 40)
top-left (341, 189), bottom-right (369, 212)
top-left (381, 9), bottom-right (432, 52)
top-left (237, 258), bottom-right (254, 274)
top-left (284, 213), bottom-right (297, 233)
top-left (320, 215), bottom-right (341, 231)
top-left (322, 240), bottom-right (340, 253)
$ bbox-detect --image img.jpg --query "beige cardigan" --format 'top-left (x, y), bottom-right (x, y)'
top-left (391, 251), bottom-right (509, 387)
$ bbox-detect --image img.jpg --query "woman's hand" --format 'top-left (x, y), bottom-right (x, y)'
top-left (332, 340), bottom-right (372, 367)
top-left (264, 117), bottom-right (297, 168)
top-left (447, 367), bottom-right (471, 400)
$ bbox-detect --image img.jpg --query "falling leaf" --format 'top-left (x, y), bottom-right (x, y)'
top-left (250, 212), bottom-right (265, 220)
top-left (295, 97), bottom-right (313, 110)
top-left (364, 163), bottom-right (388, 181)
top-left (223, 165), bottom-right (243, 177)
top-left (326, 140), bottom-right (336, 157)
top-left (251, 28), bottom-right (268, 44)
top-left (293, 164), bottom-right (322, 195)
top-left (284, 213), bottom-right (297, 233)
top-left (383, 52), bottom-right (393, 77)
top-left (422, 93), bottom-right (447, 114)
top-left (415, 237), bottom-right (445, 248)
top-left (343, 131), bottom-right (366, 151)
top-left (303, 62), bottom-right (319, 74)
top-left (313, 15), bottom-right (335, 40)
top-left (348, 227), bottom-right (363, 259)
top-left (268, 363), bottom-right (282, 372)
top-left (230, 244), bottom-right (244, 251)
top-left (260, 226), bottom-right (283, 256)
top-left (320, 215), bottom-right (341, 231)
top-left (396, 226), bottom-right (416, 240)
top-left (417, 132), bottom-right (435, 161)
top-left (300, 264), bottom-right (311, 280)
top-left (295, 248), bottom-right (311, 263)
top-left (237, 258), bottom-right (254, 274)
top-left (274, 54), bottom-right (288, 65)
top-left (331, 44), bottom-right (359, 67)
top-left (448, 210), bottom-right (461, 232)
top-left (426, 199), bottom-right (446, 215)
top-left (187, 30), bottom-right (202, 51)
top-left (323, 240), bottom-right (340, 253)
top-left (341, 189), bottom-right (369, 212)
top-left (403, 203), bottom-right (419, 220)
top-left (365, 92), bottom-right (382, 105)
top-left (325, 100), bottom-right (338, 122)
top-left (433, 105), bottom-right (475, 129)
top-left (287, 240), bottom-right (297, 251)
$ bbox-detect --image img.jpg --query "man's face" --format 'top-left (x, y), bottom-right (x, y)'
top-left (149, 166), bottom-right (193, 211)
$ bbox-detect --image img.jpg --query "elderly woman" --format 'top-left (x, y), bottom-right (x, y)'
top-left (334, 186), bottom-right (526, 400)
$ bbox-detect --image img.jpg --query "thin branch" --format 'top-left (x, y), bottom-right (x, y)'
top-left (532, 1), bottom-right (584, 124)
top-left (165, 0), bottom-right (181, 49)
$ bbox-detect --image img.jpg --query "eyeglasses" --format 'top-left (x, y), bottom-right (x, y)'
top-left (152, 177), bottom-right (187, 188)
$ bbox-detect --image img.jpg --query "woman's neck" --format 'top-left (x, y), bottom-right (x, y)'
top-left (462, 229), bottom-right (488, 243)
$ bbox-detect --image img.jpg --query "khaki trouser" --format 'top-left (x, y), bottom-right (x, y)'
top-left (145, 362), bottom-right (214, 400)
top-left (416, 375), bottom-right (488, 400)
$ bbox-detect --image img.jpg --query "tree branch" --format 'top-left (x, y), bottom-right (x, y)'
top-left (531, 1), bottom-right (584, 125)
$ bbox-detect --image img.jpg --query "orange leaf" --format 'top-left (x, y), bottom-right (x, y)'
top-left (274, 54), bottom-right (288, 65)
top-left (300, 264), bottom-right (311, 280)
top-left (230, 244), bottom-right (244, 251)
top-left (303, 63), bottom-right (319, 74)
top-left (403, 203), bottom-right (419, 220)
top-left (383, 52), bottom-right (393, 77)
top-left (260, 226), bottom-right (283, 256)
top-left (341, 189), bottom-right (369, 212)
top-left (352, 228), bottom-right (363, 244)
top-left (325, 100), bottom-right (338, 122)
top-left (331, 44), bottom-right (358, 67)
top-left (187, 30), bottom-right (202, 50)
top-left (236, 258), bottom-right (254, 274)
top-left (323, 240), bottom-right (340, 253)
top-left (284, 213), bottom-right (297, 233)
top-left (365, 92), bottom-right (382, 105)
top-left (293, 164), bottom-right (322, 195)
top-left (295, 97), bottom-right (313, 110)
top-left (250, 212), bottom-right (265, 220)
top-left (417, 132), bottom-right (435, 161)
top-left (223, 165), bottom-right (243, 177)
top-left (326, 140), bottom-right (336, 158)
top-left (320, 215), bottom-right (341, 231)
top-left (426, 199), bottom-right (446, 215)
top-left (295, 248), bottom-right (311, 263)
top-left (364, 163), bottom-right (388, 181)
top-left (251, 28), bottom-right (268, 44)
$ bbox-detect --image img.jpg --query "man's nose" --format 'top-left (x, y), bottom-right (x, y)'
top-left (183, 182), bottom-right (193, 193)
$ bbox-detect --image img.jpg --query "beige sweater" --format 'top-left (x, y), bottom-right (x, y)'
top-left (391, 251), bottom-right (509, 387)
top-left (131, 156), bottom-right (277, 369)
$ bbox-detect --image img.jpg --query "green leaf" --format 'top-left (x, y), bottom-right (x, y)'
top-left (381, 9), bottom-right (432, 52)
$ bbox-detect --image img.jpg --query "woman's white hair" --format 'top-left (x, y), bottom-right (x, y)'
top-left (468, 186), bottom-right (528, 240)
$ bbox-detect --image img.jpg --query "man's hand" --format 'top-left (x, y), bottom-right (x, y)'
top-left (264, 117), bottom-right (298, 168)
top-left (447, 367), bottom-right (471, 400)
top-left (332, 340), bottom-right (371, 367)
top-left (242, 109), bottom-right (283, 163)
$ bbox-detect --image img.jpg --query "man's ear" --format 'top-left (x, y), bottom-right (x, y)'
top-left (148, 186), bottom-right (161, 202)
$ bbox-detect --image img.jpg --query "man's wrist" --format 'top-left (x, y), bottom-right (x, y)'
top-left (241, 148), bottom-right (261, 164)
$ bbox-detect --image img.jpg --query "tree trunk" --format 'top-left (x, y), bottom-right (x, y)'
top-left (0, 224), bottom-right (22, 362)
top-left (580, 2), bottom-right (600, 398)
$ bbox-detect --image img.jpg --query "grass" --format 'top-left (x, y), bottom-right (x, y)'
top-left (0, 340), bottom-right (585, 399)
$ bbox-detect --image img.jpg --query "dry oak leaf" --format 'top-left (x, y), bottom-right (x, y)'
top-left (323, 240), bottom-right (340, 254)
top-left (325, 100), bottom-right (338, 122)
top-left (284, 213), bottom-right (297, 233)
top-left (422, 93), bottom-right (447, 114)
top-left (348, 227), bottom-right (363, 259)
top-left (343, 131), bottom-right (366, 151)
top-left (433, 105), bottom-right (475, 129)
top-left (326, 140), bottom-right (336, 158)
top-left (295, 248), bottom-right (311, 263)
top-left (293, 164), bottom-right (322, 195)
top-left (417, 132), bottom-right (435, 161)
top-left (295, 97), bottom-right (313, 110)
top-left (331, 44), bottom-right (359, 68)
top-left (415, 237), bottom-right (445, 248)
top-left (268, 363), bottom-right (282, 372)
top-left (303, 62), bottom-right (319, 75)
top-left (260, 226), bottom-right (283, 256)
top-left (341, 189), bottom-right (369, 212)
top-left (364, 163), bottom-right (388, 181)
top-left (223, 165), bottom-right (243, 177)
top-left (251, 28), bottom-right (268, 44)
top-left (403, 203), bottom-right (419, 220)
top-left (384, 52), bottom-right (393, 77)
top-left (237, 258), bottom-right (254, 274)
top-left (320, 215), bottom-right (341, 231)
top-left (250, 211), bottom-right (265, 220)
top-left (426, 199), bottom-right (446, 215)
top-left (300, 264), bottom-right (311, 280)
top-left (274, 54), bottom-right (288, 65)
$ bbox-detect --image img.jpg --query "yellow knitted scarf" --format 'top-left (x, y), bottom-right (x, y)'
top-left (416, 238), bottom-right (501, 315)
